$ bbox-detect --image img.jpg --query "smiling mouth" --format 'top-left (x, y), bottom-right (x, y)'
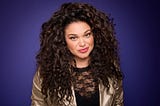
top-left (79, 47), bottom-right (89, 53)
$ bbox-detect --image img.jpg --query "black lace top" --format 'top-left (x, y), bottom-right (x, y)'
top-left (72, 65), bottom-right (99, 106)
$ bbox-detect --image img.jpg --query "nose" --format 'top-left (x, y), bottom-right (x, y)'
top-left (79, 38), bottom-right (85, 47)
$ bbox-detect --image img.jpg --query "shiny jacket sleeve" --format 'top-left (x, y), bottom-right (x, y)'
top-left (31, 71), bottom-right (48, 106)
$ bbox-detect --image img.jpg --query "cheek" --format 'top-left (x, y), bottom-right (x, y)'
top-left (66, 41), bottom-right (77, 51)
top-left (90, 37), bottom-right (94, 46)
top-left (68, 43), bottom-right (74, 50)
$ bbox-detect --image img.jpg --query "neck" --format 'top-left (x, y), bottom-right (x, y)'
top-left (74, 57), bottom-right (90, 68)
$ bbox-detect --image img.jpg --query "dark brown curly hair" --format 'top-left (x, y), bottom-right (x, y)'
top-left (36, 2), bottom-right (123, 105)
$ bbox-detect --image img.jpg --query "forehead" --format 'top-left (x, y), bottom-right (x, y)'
top-left (65, 21), bottom-right (91, 34)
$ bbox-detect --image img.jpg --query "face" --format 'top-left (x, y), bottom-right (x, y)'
top-left (65, 21), bottom-right (94, 61)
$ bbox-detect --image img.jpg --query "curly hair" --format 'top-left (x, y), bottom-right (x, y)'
top-left (36, 2), bottom-right (123, 105)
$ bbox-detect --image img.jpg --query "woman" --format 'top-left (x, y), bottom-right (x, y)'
top-left (31, 2), bottom-right (124, 106)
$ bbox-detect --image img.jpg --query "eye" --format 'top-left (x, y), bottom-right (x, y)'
top-left (69, 36), bottom-right (77, 41)
top-left (85, 32), bottom-right (92, 38)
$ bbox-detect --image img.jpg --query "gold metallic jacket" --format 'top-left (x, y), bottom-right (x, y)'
top-left (31, 71), bottom-right (124, 106)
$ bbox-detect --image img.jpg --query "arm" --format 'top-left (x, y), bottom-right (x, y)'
top-left (31, 71), bottom-right (48, 106)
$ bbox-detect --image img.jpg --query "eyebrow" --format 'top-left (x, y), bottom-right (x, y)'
top-left (67, 29), bottom-right (92, 36)
top-left (84, 29), bottom-right (92, 33)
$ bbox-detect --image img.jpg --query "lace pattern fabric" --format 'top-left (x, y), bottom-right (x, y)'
top-left (72, 66), bottom-right (98, 98)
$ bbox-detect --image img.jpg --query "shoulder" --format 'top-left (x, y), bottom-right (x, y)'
top-left (32, 68), bottom-right (43, 91)
top-left (99, 77), bottom-right (123, 94)
top-left (108, 77), bottom-right (123, 90)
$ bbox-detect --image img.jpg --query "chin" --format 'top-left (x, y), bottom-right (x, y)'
top-left (78, 55), bottom-right (90, 60)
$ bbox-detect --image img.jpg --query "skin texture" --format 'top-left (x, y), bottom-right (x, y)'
top-left (65, 21), bottom-right (94, 68)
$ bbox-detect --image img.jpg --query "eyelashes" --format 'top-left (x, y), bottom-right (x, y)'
top-left (69, 36), bottom-right (78, 41)
top-left (84, 32), bottom-right (92, 38)
top-left (68, 32), bottom-right (93, 41)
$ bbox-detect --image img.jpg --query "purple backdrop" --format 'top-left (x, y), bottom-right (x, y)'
top-left (0, 0), bottom-right (159, 106)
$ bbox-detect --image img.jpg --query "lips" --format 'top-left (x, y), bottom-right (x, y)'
top-left (79, 47), bottom-right (89, 53)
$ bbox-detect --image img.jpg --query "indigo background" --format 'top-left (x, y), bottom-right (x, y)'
top-left (0, 0), bottom-right (159, 106)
